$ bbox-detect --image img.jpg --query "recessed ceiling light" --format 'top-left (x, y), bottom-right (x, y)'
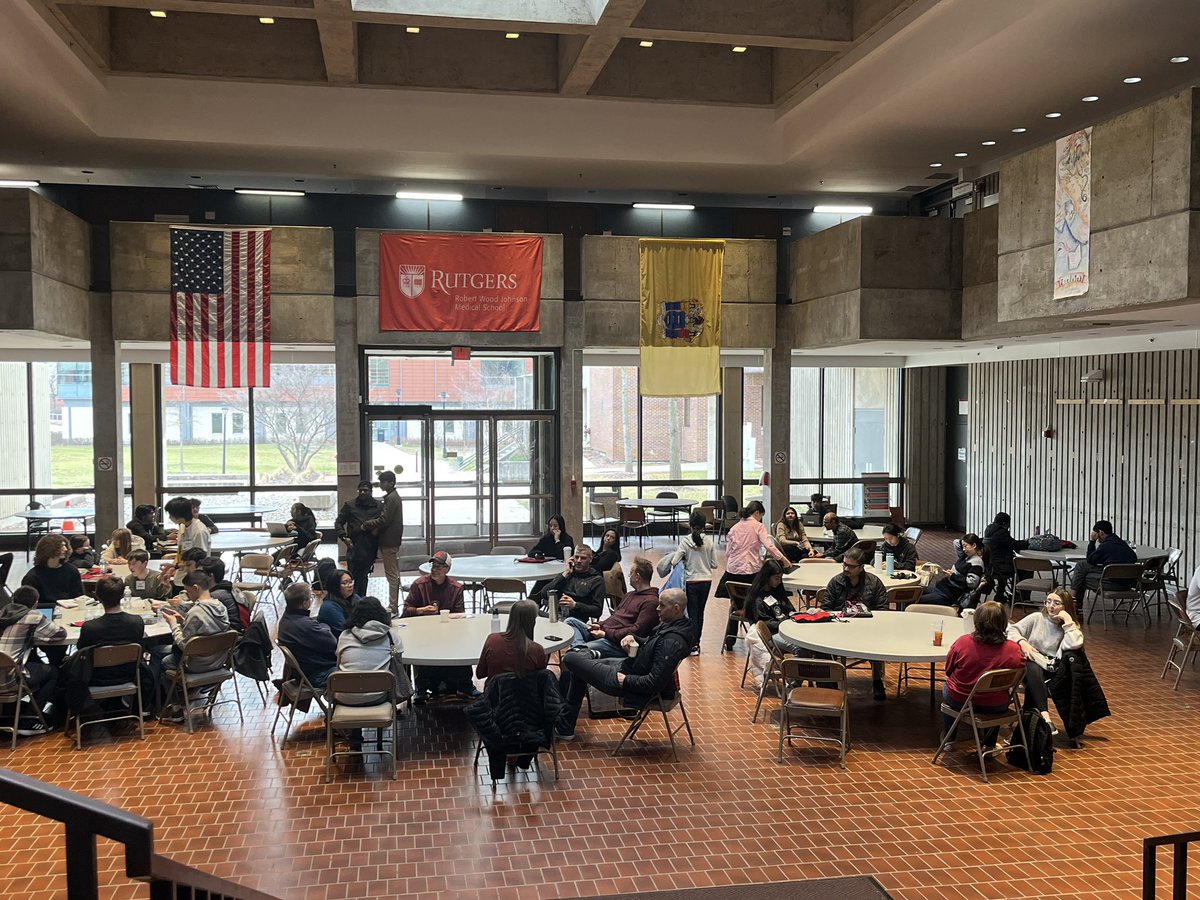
top-left (406, 26), bottom-right (420, 33)
top-left (639, 40), bottom-right (653, 48)
top-left (0, 179), bottom-right (39, 188)
top-left (1045, 112), bottom-right (1062, 118)
top-left (396, 191), bottom-right (464, 201)
top-left (1123, 76), bottom-right (1142, 83)
top-left (1081, 95), bottom-right (1099, 102)
top-left (954, 152), bottom-right (968, 157)
top-left (732, 45), bottom-right (747, 53)
top-left (633, 202), bottom-right (695, 211)
top-left (1011, 127), bottom-right (1027, 133)
top-left (235, 188), bottom-right (305, 197)
top-left (150, 9), bottom-right (166, 17)
top-left (259, 17), bottom-right (274, 24)
top-left (814, 205), bottom-right (872, 215)
top-left (1170, 56), bottom-right (1190, 64)
top-left (505, 32), bottom-right (520, 39)
top-left (981, 140), bottom-right (997, 146)
top-left (929, 162), bottom-right (943, 167)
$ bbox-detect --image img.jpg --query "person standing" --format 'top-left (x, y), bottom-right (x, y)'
top-left (363, 470), bottom-right (404, 614)
top-left (982, 511), bottom-right (1027, 603)
top-left (335, 480), bottom-right (382, 598)
top-left (666, 510), bottom-right (718, 653)
top-left (715, 500), bottom-right (789, 651)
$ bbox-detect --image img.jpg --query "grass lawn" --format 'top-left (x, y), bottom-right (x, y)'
top-left (50, 443), bottom-right (337, 485)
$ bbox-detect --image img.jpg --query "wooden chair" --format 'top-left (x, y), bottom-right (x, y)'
top-left (888, 584), bottom-right (924, 611)
top-left (778, 657), bottom-right (848, 768)
top-left (932, 666), bottom-right (1027, 783)
top-left (619, 506), bottom-right (649, 548)
top-left (698, 500), bottom-right (723, 538)
top-left (1162, 590), bottom-right (1199, 690)
top-left (273, 645), bottom-right (330, 744)
top-left (612, 682), bottom-right (694, 762)
top-left (324, 670), bottom-right (399, 782)
top-left (159, 631), bottom-right (242, 734)
top-left (0, 651), bottom-right (48, 749)
top-left (67, 643), bottom-right (145, 750)
top-left (722, 580), bottom-right (753, 655)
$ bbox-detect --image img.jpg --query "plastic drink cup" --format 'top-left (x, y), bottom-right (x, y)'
top-left (933, 622), bottom-right (944, 646)
top-left (627, 642), bottom-right (639, 658)
top-left (564, 546), bottom-right (573, 562)
top-left (439, 609), bottom-right (450, 622)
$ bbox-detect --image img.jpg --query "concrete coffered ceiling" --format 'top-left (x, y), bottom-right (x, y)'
top-left (0, 0), bottom-right (1198, 198)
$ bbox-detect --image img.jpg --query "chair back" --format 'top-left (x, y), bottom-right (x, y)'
top-left (696, 506), bottom-right (717, 531)
top-left (889, 506), bottom-right (906, 527)
top-left (756, 621), bottom-right (787, 665)
top-left (966, 666), bottom-right (1025, 700)
top-left (1101, 563), bottom-right (1144, 596)
top-left (888, 584), bottom-right (924, 609)
top-left (239, 553), bottom-right (273, 572)
top-left (179, 630), bottom-right (238, 670)
top-left (0, 652), bottom-right (20, 697)
top-left (1166, 592), bottom-right (1196, 630)
top-left (781, 656), bottom-right (847, 688)
top-left (299, 539), bottom-right (321, 561)
top-left (91, 642), bottom-right (142, 670)
top-left (589, 501), bottom-right (606, 521)
top-left (903, 526), bottom-right (922, 543)
top-left (492, 545), bottom-right (527, 556)
top-left (853, 539), bottom-right (876, 557)
top-left (724, 581), bottom-right (752, 611)
top-left (620, 506), bottom-right (646, 526)
top-left (483, 578), bottom-right (526, 598)
top-left (326, 669), bottom-right (396, 699)
top-left (721, 495), bottom-right (738, 513)
top-left (655, 491), bottom-right (678, 500)
top-left (905, 603), bottom-right (958, 617)
top-left (271, 544), bottom-right (297, 569)
top-left (0, 552), bottom-right (13, 594)
top-left (1014, 556), bottom-right (1055, 576)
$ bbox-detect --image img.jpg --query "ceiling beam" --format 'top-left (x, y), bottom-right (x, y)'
top-left (558, 0), bottom-right (647, 97)
top-left (312, 0), bottom-right (356, 83)
top-left (626, 27), bottom-right (851, 52)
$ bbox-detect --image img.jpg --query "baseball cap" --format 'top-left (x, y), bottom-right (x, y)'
top-left (429, 550), bottom-right (453, 568)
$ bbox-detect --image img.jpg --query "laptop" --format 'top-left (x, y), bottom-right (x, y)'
top-left (265, 521), bottom-right (291, 537)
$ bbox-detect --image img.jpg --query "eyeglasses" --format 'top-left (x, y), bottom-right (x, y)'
top-left (843, 562), bottom-right (863, 570)
top-left (340, 578), bottom-right (354, 585)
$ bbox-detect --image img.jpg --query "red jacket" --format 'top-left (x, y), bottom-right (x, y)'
top-left (403, 574), bottom-right (465, 617)
top-left (944, 634), bottom-right (1025, 706)
top-left (600, 586), bottom-right (660, 642)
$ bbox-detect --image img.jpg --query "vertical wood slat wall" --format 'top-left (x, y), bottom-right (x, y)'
top-left (967, 349), bottom-right (1200, 576)
top-left (904, 366), bottom-right (946, 524)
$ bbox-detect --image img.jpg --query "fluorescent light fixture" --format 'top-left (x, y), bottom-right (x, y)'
top-left (639, 40), bottom-right (654, 48)
top-left (150, 9), bottom-right (166, 16)
top-left (0, 179), bottom-right (39, 188)
top-left (395, 191), bottom-right (464, 201)
top-left (813, 205), bottom-right (872, 215)
top-left (1123, 76), bottom-right (1142, 83)
top-left (406, 26), bottom-right (420, 33)
top-left (929, 162), bottom-right (943, 168)
top-left (981, 140), bottom-right (997, 146)
top-left (1081, 95), bottom-right (1099, 102)
top-left (259, 16), bottom-right (274, 24)
top-left (1011, 127), bottom-right (1027, 133)
top-left (234, 188), bottom-right (305, 197)
top-left (1170, 56), bottom-right (1189, 63)
top-left (633, 202), bottom-right (695, 211)
top-left (505, 32), bottom-right (520, 39)
top-left (732, 45), bottom-right (748, 53)
top-left (954, 152), bottom-right (969, 158)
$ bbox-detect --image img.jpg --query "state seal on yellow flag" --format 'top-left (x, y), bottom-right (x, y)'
top-left (638, 238), bottom-right (724, 397)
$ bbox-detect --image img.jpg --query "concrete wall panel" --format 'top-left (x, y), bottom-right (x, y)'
top-left (860, 217), bottom-right (954, 291)
top-left (995, 244), bottom-right (1053, 322)
top-left (31, 277), bottom-right (89, 341)
top-left (789, 219), bottom-right (862, 302)
top-left (791, 289), bottom-right (861, 348)
top-left (581, 297), bottom-right (773, 349)
top-left (0, 190), bottom-right (32, 273)
top-left (997, 142), bottom-right (1055, 255)
top-left (859, 288), bottom-right (960, 341)
top-left (962, 205), bottom-right (998, 288)
top-left (30, 192), bottom-right (90, 290)
top-left (0, 273), bottom-right (34, 327)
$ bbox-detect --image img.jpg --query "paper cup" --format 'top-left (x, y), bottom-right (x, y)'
top-left (439, 609), bottom-right (450, 622)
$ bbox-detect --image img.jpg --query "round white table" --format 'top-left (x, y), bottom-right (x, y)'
top-left (1019, 545), bottom-right (1172, 564)
top-left (808, 524), bottom-right (888, 544)
top-left (391, 613), bottom-right (573, 665)
top-left (417, 557), bottom-right (565, 581)
top-left (616, 498), bottom-right (695, 510)
top-left (206, 531), bottom-right (294, 553)
top-left (782, 558), bottom-right (921, 592)
top-left (201, 504), bottom-right (277, 524)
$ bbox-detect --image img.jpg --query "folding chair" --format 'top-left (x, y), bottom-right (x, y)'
top-left (619, 506), bottom-right (649, 548)
top-left (67, 643), bottom-right (145, 750)
top-left (645, 491), bottom-right (682, 540)
top-left (0, 553), bottom-right (13, 602)
top-left (1086, 563), bottom-right (1149, 629)
top-left (587, 501), bottom-right (619, 540)
top-left (159, 631), bottom-right (243, 734)
top-left (1011, 557), bottom-right (1057, 611)
top-left (273, 645), bottom-right (331, 744)
top-left (896, 603), bottom-right (956, 699)
top-left (470, 670), bottom-right (561, 783)
top-left (325, 670), bottom-right (399, 782)
top-left (903, 526), bottom-right (922, 546)
top-left (932, 666), bottom-right (1027, 783)
top-left (612, 682), bottom-right (693, 762)
top-left (1138, 552), bottom-right (1174, 620)
top-left (778, 657), bottom-right (848, 768)
top-left (751, 620), bottom-right (791, 724)
top-left (887, 584), bottom-right (924, 611)
top-left (0, 651), bottom-right (48, 749)
top-left (722, 580), bottom-right (752, 655)
top-left (233, 553), bottom-right (275, 615)
top-left (284, 538), bottom-right (323, 582)
top-left (483, 578), bottom-right (527, 613)
top-left (1162, 591), bottom-right (1200, 690)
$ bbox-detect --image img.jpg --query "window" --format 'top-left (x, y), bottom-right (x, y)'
top-left (162, 378), bottom-right (250, 487)
top-left (253, 363), bottom-right (336, 487)
top-left (582, 365), bottom-right (639, 484)
top-left (364, 351), bottom-right (552, 410)
top-left (743, 366), bottom-right (765, 481)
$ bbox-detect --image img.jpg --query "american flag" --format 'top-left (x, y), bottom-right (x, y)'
top-left (170, 227), bottom-right (271, 387)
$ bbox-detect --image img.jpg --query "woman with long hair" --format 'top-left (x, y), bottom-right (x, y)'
top-left (100, 527), bottom-right (145, 564)
top-left (287, 502), bottom-right (320, 548)
top-left (477, 599), bottom-right (548, 679)
top-left (922, 533), bottom-right (986, 609)
top-left (318, 567), bottom-right (361, 637)
top-left (529, 514), bottom-right (575, 599)
top-left (773, 506), bottom-right (816, 563)
top-left (592, 527), bottom-right (622, 574)
top-left (1006, 587), bottom-right (1084, 735)
top-left (665, 510), bottom-right (717, 653)
top-left (334, 596), bottom-right (407, 708)
top-left (741, 558), bottom-right (796, 689)
top-left (941, 600), bottom-right (1025, 747)
top-left (715, 500), bottom-right (790, 651)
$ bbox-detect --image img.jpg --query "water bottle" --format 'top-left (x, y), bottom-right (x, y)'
top-left (885, 554), bottom-right (895, 576)
top-left (874, 548), bottom-right (884, 570)
top-left (547, 590), bottom-right (559, 623)
top-left (490, 608), bottom-right (502, 633)
top-left (123, 585), bottom-right (132, 612)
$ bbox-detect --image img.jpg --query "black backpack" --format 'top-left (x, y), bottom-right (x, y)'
top-left (1006, 709), bottom-right (1055, 774)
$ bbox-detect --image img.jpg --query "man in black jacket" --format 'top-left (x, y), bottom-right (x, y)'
top-left (555, 589), bottom-right (694, 740)
top-left (276, 582), bottom-right (337, 688)
top-left (335, 480), bottom-right (382, 598)
top-left (542, 545), bottom-right (607, 621)
top-left (812, 547), bottom-right (891, 701)
top-left (1070, 519), bottom-right (1138, 595)
top-left (363, 470), bottom-right (404, 614)
top-left (822, 513), bottom-right (857, 562)
top-left (127, 504), bottom-right (168, 548)
top-left (983, 511), bottom-right (1028, 603)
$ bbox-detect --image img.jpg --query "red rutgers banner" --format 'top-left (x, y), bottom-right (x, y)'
top-left (379, 233), bottom-right (543, 332)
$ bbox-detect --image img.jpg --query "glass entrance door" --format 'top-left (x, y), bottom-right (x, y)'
top-left (367, 414), bottom-right (429, 553)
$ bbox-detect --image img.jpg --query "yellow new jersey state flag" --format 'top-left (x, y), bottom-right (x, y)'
top-left (639, 238), bottom-right (724, 397)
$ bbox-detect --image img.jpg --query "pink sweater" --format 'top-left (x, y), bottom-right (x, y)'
top-left (725, 517), bottom-right (786, 576)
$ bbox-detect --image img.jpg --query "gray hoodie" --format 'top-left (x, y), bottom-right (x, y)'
top-left (335, 620), bottom-right (400, 703)
top-left (171, 598), bottom-right (231, 671)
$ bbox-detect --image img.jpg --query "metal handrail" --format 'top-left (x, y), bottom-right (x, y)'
top-left (0, 767), bottom-right (280, 900)
top-left (1143, 830), bottom-right (1200, 900)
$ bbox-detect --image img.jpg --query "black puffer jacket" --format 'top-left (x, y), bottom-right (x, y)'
top-left (1047, 648), bottom-right (1111, 739)
top-left (467, 669), bottom-right (564, 752)
top-left (983, 517), bottom-right (1028, 576)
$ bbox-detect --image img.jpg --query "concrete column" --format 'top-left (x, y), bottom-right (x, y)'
top-left (767, 333), bottom-right (793, 526)
top-left (559, 301), bottom-right (585, 542)
top-left (334, 298), bottom-right (361, 505)
top-left (88, 294), bottom-right (122, 538)
top-left (721, 366), bottom-right (743, 506)
top-left (129, 363), bottom-right (158, 508)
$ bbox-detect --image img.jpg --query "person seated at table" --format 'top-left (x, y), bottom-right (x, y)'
top-left (124, 550), bottom-right (172, 602)
top-left (591, 528), bottom-right (622, 575)
top-left (100, 527), bottom-right (145, 565)
top-left (165, 496), bottom-right (211, 557)
top-left (665, 510), bottom-right (718, 654)
top-left (162, 547), bottom-right (209, 592)
top-left (189, 498), bottom-right (220, 535)
top-left (716, 500), bottom-right (790, 651)
top-left (741, 559), bottom-right (796, 691)
top-left (287, 502), bottom-right (319, 548)
top-left (528, 514), bottom-right (575, 600)
top-left (817, 546), bottom-right (890, 700)
top-left (403, 551), bottom-right (480, 701)
top-left (880, 524), bottom-right (918, 571)
top-left (127, 504), bottom-right (170, 548)
top-left (808, 493), bottom-right (832, 519)
top-left (318, 568), bottom-right (361, 638)
top-left (334, 597), bottom-right (407, 704)
top-left (555, 589), bottom-right (694, 742)
top-left (539, 544), bottom-right (607, 622)
top-left (921, 534), bottom-right (986, 610)
top-left (73, 575), bottom-right (155, 717)
top-left (67, 535), bottom-right (98, 570)
top-left (821, 513), bottom-right (857, 563)
top-left (21, 535), bottom-right (84, 608)
top-left (1069, 519), bottom-right (1138, 597)
top-left (201, 557), bottom-right (250, 633)
top-left (276, 582), bottom-right (337, 689)
top-left (1006, 587), bottom-right (1083, 736)
top-left (941, 600), bottom-right (1024, 748)
top-left (982, 512), bottom-right (1027, 604)
top-left (0, 585), bottom-right (67, 735)
top-left (564, 556), bottom-right (659, 658)
top-left (477, 599), bottom-right (548, 681)
top-left (774, 506), bottom-right (819, 563)
top-left (158, 572), bottom-right (231, 674)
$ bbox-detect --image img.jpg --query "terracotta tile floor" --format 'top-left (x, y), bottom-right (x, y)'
top-left (2, 530), bottom-right (1198, 899)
